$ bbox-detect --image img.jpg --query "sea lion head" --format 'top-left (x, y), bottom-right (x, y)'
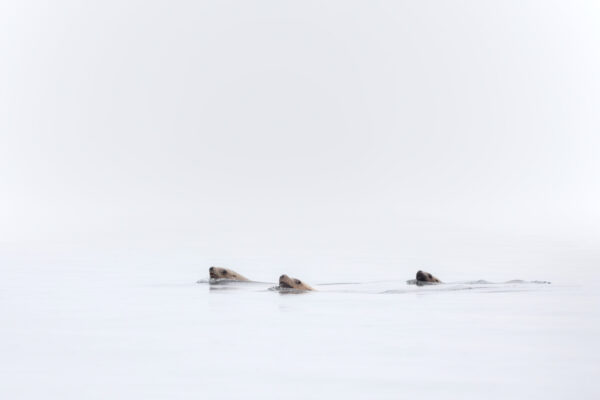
top-left (209, 266), bottom-right (248, 281)
top-left (416, 270), bottom-right (441, 283)
top-left (278, 274), bottom-right (314, 291)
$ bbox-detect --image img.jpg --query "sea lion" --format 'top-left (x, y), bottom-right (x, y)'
top-left (278, 274), bottom-right (314, 291)
top-left (209, 266), bottom-right (250, 282)
top-left (416, 270), bottom-right (441, 284)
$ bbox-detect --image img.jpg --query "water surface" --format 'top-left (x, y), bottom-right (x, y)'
top-left (1, 251), bottom-right (598, 399)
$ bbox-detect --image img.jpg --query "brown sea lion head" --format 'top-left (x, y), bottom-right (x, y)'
top-left (278, 274), bottom-right (314, 291)
top-left (209, 267), bottom-right (249, 281)
top-left (416, 270), bottom-right (441, 283)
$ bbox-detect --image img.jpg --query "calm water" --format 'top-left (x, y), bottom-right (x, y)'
top-left (2, 248), bottom-right (599, 399)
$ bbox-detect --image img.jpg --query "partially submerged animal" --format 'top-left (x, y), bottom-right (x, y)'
top-left (278, 274), bottom-right (314, 291)
top-left (415, 270), bottom-right (441, 284)
top-left (209, 266), bottom-right (250, 282)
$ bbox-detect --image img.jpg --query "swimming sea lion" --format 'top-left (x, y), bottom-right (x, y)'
top-left (416, 270), bottom-right (441, 284)
top-left (278, 274), bottom-right (314, 291)
top-left (209, 266), bottom-right (250, 282)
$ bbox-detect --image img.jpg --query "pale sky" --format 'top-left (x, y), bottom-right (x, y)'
top-left (1, 1), bottom-right (599, 260)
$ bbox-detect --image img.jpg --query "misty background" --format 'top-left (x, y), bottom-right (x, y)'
top-left (1, 1), bottom-right (599, 281)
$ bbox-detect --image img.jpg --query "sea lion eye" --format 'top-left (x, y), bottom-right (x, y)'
top-left (222, 270), bottom-right (228, 275)
top-left (295, 279), bottom-right (301, 284)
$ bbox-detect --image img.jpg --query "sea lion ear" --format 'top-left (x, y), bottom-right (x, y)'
top-left (295, 279), bottom-right (301, 285)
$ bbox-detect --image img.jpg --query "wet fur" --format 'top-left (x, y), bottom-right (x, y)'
top-left (209, 267), bottom-right (250, 282)
top-left (278, 274), bottom-right (314, 291)
top-left (416, 270), bottom-right (441, 284)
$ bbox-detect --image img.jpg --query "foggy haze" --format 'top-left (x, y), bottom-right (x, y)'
top-left (1, 1), bottom-right (599, 271)
top-left (2, 3), bottom-right (600, 399)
